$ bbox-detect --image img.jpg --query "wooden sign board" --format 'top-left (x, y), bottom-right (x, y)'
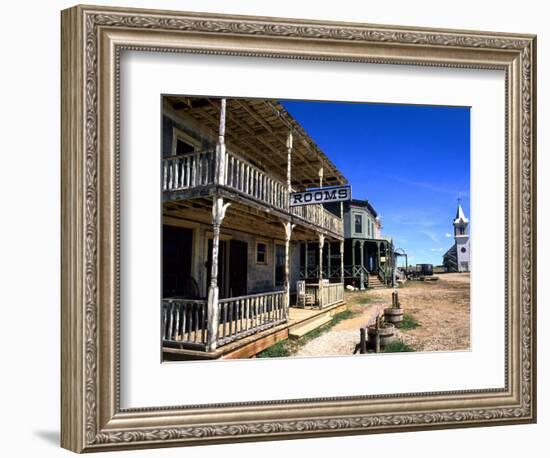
top-left (289, 185), bottom-right (351, 207)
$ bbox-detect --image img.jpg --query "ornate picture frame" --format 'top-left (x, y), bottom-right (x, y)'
top-left (61, 4), bottom-right (536, 452)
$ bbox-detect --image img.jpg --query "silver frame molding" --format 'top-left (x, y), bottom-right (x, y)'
top-left (61, 4), bottom-right (537, 453)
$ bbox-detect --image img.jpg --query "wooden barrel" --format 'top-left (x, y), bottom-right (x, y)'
top-left (367, 323), bottom-right (395, 347)
top-left (384, 307), bottom-right (404, 326)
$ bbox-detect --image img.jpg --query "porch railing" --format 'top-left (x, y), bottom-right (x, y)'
top-left (162, 292), bottom-right (288, 351)
top-left (322, 282), bottom-right (344, 307)
top-left (378, 265), bottom-right (394, 286)
top-left (217, 291), bottom-right (287, 346)
top-left (162, 150), bottom-right (343, 236)
top-left (162, 299), bottom-right (208, 348)
top-left (300, 282), bottom-right (345, 309)
top-left (300, 265), bottom-right (369, 280)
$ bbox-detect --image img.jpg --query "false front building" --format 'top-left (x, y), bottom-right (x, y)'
top-left (162, 96), bottom-right (347, 358)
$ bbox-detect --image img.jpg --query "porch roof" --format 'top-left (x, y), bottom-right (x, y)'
top-left (164, 96), bottom-right (348, 190)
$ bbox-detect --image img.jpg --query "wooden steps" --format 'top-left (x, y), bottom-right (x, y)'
top-left (368, 276), bottom-right (387, 288)
top-left (289, 314), bottom-right (332, 339)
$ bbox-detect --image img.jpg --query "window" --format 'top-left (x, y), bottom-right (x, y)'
top-left (256, 242), bottom-right (267, 264)
top-left (172, 127), bottom-right (200, 155)
top-left (460, 247), bottom-right (467, 253)
top-left (275, 245), bottom-right (285, 286)
top-left (354, 214), bottom-right (363, 234)
top-left (175, 138), bottom-right (195, 155)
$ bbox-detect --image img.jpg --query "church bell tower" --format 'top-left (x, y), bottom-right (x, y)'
top-left (453, 201), bottom-right (470, 272)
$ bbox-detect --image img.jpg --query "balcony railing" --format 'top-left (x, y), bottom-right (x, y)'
top-left (163, 151), bottom-right (214, 191)
top-left (226, 153), bottom-right (288, 211)
top-left (290, 203), bottom-right (342, 235)
top-left (162, 150), bottom-right (343, 236)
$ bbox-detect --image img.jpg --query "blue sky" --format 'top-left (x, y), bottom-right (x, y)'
top-left (281, 100), bottom-right (470, 266)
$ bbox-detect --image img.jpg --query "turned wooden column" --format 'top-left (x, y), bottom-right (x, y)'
top-left (304, 241), bottom-right (308, 279)
top-left (340, 240), bottom-right (345, 284)
top-left (351, 239), bottom-right (356, 270)
top-left (327, 241), bottom-right (332, 279)
top-left (286, 130), bottom-right (293, 192)
top-left (359, 240), bottom-right (365, 290)
top-left (376, 241), bottom-right (381, 270)
top-left (282, 130), bottom-right (294, 315)
top-left (214, 98), bottom-right (227, 186)
top-left (206, 99), bottom-right (229, 352)
top-left (318, 233), bottom-right (325, 308)
top-left (282, 221), bottom-right (295, 318)
top-left (206, 197), bottom-right (230, 351)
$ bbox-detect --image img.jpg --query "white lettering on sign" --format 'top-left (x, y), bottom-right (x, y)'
top-left (290, 185), bottom-right (351, 207)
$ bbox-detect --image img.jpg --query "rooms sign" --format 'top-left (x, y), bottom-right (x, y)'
top-left (289, 185), bottom-right (351, 207)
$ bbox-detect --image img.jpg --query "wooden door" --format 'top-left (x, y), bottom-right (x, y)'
top-left (206, 239), bottom-right (228, 298)
top-left (162, 225), bottom-right (193, 298)
top-left (229, 240), bottom-right (248, 297)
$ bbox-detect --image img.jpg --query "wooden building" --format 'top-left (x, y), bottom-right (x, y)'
top-left (343, 199), bottom-right (395, 288)
top-left (161, 96), bottom-right (347, 358)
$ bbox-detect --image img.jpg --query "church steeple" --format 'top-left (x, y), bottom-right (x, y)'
top-left (443, 200), bottom-right (470, 272)
top-left (453, 200), bottom-right (469, 239)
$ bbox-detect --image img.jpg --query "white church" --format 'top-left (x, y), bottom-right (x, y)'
top-left (443, 202), bottom-right (470, 272)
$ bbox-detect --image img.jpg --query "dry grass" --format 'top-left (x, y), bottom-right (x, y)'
top-left (366, 273), bottom-right (470, 352)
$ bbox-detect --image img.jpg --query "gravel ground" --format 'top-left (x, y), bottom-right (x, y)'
top-left (293, 329), bottom-right (359, 357)
top-left (293, 303), bottom-right (384, 357)
top-left (291, 272), bottom-right (470, 356)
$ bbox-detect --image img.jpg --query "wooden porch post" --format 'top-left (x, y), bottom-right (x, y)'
top-left (318, 233), bottom-right (325, 308)
top-left (327, 241), bottom-right (332, 279)
top-left (207, 197), bottom-right (230, 351)
top-left (286, 130), bottom-right (293, 191)
top-left (282, 222), bottom-right (295, 318)
top-left (351, 239), bottom-right (356, 270)
top-left (304, 241), bottom-right (309, 279)
top-left (340, 240), bottom-right (345, 284)
top-left (359, 240), bottom-right (365, 290)
top-left (206, 100), bottom-right (229, 352)
top-left (389, 242), bottom-right (396, 287)
top-left (214, 98), bottom-right (227, 186)
top-left (282, 132), bottom-right (293, 318)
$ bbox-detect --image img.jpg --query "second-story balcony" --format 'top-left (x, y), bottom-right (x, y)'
top-left (162, 149), bottom-right (343, 239)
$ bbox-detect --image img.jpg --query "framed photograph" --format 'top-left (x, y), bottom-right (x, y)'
top-left (61, 4), bottom-right (537, 452)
